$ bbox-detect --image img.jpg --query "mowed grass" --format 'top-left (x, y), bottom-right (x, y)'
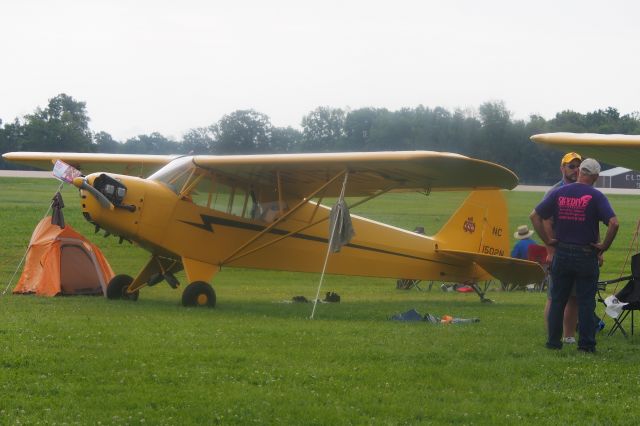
top-left (2, 178), bottom-right (640, 425)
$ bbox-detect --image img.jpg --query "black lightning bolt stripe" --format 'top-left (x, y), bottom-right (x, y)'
top-left (180, 214), bottom-right (456, 265)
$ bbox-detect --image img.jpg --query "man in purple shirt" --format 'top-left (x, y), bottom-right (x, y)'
top-left (530, 158), bottom-right (619, 352)
top-left (543, 152), bottom-right (582, 344)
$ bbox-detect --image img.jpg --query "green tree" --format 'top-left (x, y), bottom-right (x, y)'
top-left (94, 131), bottom-right (121, 153)
top-left (0, 118), bottom-right (25, 169)
top-left (411, 106), bottom-right (454, 151)
top-left (212, 110), bottom-right (272, 154)
top-left (367, 109), bottom-right (414, 151)
top-left (549, 110), bottom-right (586, 132)
top-left (0, 118), bottom-right (23, 152)
top-left (517, 115), bottom-right (561, 184)
top-left (270, 126), bottom-right (302, 153)
top-left (449, 109), bottom-right (481, 155)
top-left (301, 107), bottom-right (345, 152)
top-left (20, 94), bottom-right (93, 152)
top-left (343, 108), bottom-right (387, 151)
top-left (474, 101), bottom-right (512, 161)
top-left (182, 126), bottom-right (215, 154)
top-left (121, 133), bottom-right (179, 154)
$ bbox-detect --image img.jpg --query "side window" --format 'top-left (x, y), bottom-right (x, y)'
top-left (230, 187), bottom-right (249, 217)
top-left (190, 174), bottom-right (215, 208)
top-left (211, 183), bottom-right (232, 212)
top-left (190, 175), bottom-right (250, 219)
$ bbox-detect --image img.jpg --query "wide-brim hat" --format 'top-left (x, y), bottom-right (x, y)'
top-left (514, 225), bottom-right (534, 240)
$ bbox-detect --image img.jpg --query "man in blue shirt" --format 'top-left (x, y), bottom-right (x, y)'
top-left (545, 152), bottom-right (582, 196)
top-left (511, 225), bottom-right (538, 259)
top-left (530, 158), bottom-right (619, 353)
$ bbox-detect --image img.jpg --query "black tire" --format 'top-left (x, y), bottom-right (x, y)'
top-left (182, 281), bottom-right (216, 308)
top-left (106, 274), bottom-right (139, 301)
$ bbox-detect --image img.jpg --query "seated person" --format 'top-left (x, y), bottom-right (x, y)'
top-left (511, 225), bottom-right (537, 260)
top-left (260, 201), bottom-right (288, 222)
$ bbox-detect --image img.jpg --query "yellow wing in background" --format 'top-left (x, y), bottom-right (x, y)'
top-left (1, 152), bottom-right (176, 177)
top-left (531, 133), bottom-right (640, 171)
top-left (191, 150), bottom-right (518, 197)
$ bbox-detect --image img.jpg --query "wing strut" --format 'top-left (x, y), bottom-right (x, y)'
top-left (220, 169), bottom-right (348, 265)
top-left (221, 177), bottom-right (395, 266)
top-left (311, 171), bottom-right (350, 319)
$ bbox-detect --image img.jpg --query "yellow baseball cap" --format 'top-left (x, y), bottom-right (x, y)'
top-left (561, 152), bottom-right (582, 166)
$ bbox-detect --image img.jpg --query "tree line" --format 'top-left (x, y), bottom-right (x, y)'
top-left (2, 93), bottom-right (639, 184)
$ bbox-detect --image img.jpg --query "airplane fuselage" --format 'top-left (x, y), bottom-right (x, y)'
top-left (79, 172), bottom-right (488, 286)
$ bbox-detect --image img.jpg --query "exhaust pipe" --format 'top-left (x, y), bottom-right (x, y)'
top-left (73, 177), bottom-right (114, 210)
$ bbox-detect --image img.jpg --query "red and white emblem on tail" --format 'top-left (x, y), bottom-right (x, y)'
top-left (463, 217), bottom-right (476, 234)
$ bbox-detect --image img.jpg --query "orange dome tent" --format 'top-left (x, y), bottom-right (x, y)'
top-left (13, 217), bottom-right (114, 297)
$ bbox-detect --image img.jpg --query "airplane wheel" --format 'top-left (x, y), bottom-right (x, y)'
top-left (182, 281), bottom-right (216, 308)
top-left (106, 274), bottom-right (139, 301)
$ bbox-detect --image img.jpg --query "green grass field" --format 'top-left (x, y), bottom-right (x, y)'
top-left (1, 178), bottom-right (640, 425)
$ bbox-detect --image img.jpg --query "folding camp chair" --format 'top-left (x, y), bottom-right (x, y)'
top-left (597, 253), bottom-right (640, 338)
top-left (527, 244), bottom-right (550, 292)
top-left (396, 278), bottom-right (423, 291)
top-left (395, 226), bottom-right (427, 291)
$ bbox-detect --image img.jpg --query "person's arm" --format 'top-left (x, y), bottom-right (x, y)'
top-left (592, 216), bottom-right (619, 253)
top-left (542, 218), bottom-right (555, 241)
top-left (530, 209), bottom-right (557, 247)
top-left (531, 193), bottom-right (558, 260)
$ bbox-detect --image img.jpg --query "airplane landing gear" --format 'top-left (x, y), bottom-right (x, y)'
top-left (182, 281), bottom-right (216, 308)
top-left (106, 274), bottom-right (139, 301)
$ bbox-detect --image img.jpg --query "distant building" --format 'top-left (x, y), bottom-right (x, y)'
top-left (595, 167), bottom-right (640, 189)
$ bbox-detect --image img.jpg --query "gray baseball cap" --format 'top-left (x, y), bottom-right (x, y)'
top-left (580, 158), bottom-right (601, 176)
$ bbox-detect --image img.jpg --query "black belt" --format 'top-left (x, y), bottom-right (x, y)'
top-left (557, 242), bottom-right (596, 252)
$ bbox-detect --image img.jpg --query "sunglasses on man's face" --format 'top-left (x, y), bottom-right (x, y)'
top-left (566, 164), bottom-right (580, 170)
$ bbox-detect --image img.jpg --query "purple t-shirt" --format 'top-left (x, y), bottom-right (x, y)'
top-left (535, 183), bottom-right (615, 245)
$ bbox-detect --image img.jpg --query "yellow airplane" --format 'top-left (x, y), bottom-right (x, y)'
top-left (531, 132), bottom-right (640, 171)
top-left (2, 151), bottom-right (543, 306)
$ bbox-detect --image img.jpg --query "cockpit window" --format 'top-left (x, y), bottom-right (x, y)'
top-left (148, 156), bottom-right (255, 219)
top-left (148, 156), bottom-right (194, 194)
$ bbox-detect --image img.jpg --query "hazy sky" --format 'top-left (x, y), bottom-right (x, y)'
top-left (1, 0), bottom-right (639, 141)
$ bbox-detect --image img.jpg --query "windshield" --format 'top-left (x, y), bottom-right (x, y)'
top-left (147, 156), bottom-right (285, 221)
top-left (147, 156), bottom-right (194, 194)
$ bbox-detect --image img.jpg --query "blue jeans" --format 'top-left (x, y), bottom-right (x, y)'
top-left (548, 243), bottom-right (599, 350)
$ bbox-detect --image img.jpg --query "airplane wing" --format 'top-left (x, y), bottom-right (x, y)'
top-left (531, 133), bottom-right (640, 171)
top-left (3, 150), bottom-right (518, 197)
top-left (438, 249), bottom-right (545, 285)
top-left (1, 152), bottom-right (176, 177)
top-left (190, 151), bottom-right (518, 197)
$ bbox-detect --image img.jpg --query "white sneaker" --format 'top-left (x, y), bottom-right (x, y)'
top-left (562, 337), bottom-right (576, 344)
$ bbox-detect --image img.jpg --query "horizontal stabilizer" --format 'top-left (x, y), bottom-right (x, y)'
top-left (438, 249), bottom-right (544, 285)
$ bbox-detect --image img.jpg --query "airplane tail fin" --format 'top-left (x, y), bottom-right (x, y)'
top-left (433, 190), bottom-right (544, 285)
top-left (434, 190), bottom-right (509, 256)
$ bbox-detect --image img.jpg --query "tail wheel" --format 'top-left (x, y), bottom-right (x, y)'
top-left (106, 274), bottom-right (139, 301)
top-left (182, 281), bottom-right (216, 308)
